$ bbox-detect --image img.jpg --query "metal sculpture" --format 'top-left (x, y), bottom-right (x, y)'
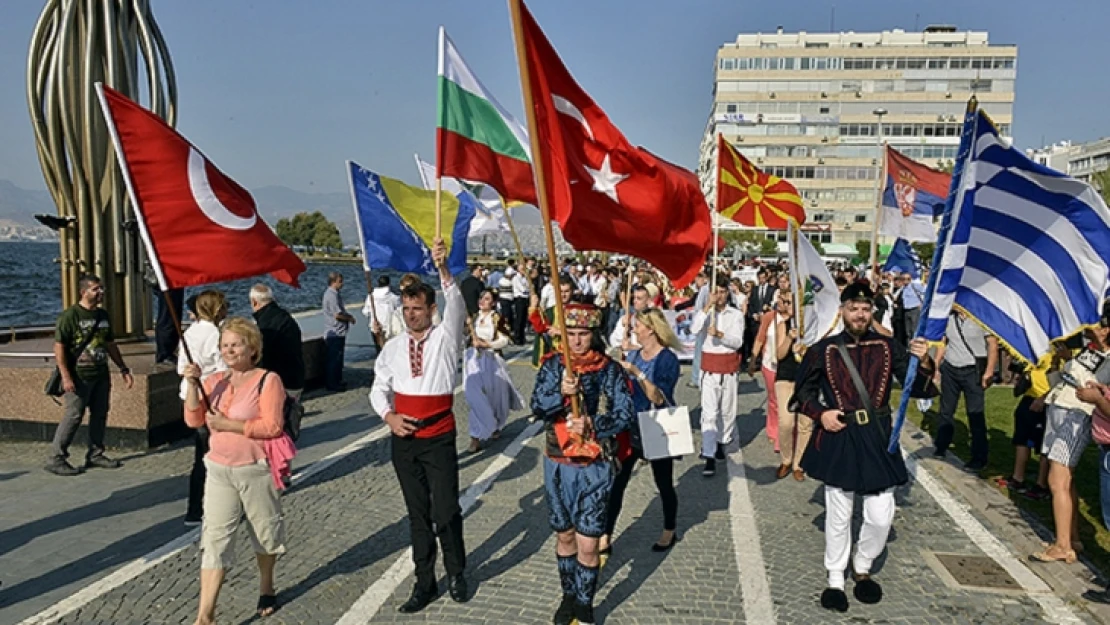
top-left (27, 0), bottom-right (177, 335)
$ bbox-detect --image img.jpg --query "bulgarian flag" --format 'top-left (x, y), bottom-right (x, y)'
top-left (436, 27), bottom-right (537, 205)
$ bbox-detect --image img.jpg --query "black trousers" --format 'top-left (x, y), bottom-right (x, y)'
top-left (604, 449), bottom-right (677, 535)
top-left (324, 335), bottom-right (346, 390)
top-left (155, 287), bottom-right (184, 363)
top-left (512, 297), bottom-right (529, 345)
top-left (187, 428), bottom-right (210, 519)
top-left (392, 430), bottom-right (466, 586)
top-left (935, 361), bottom-right (988, 464)
top-left (500, 298), bottom-right (515, 338)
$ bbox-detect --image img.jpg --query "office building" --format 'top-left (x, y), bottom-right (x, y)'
top-left (699, 25), bottom-right (1017, 248)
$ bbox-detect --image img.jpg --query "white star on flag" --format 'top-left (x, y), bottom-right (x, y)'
top-left (585, 154), bottom-right (628, 202)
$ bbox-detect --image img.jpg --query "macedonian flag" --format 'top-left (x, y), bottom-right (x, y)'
top-left (716, 134), bottom-right (805, 228)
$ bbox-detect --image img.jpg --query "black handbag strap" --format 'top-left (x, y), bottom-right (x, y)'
top-left (834, 336), bottom-right (891, 443)
top-left (69, 317), bottom-right (104, 362)
top-left (952, 314), bottom-right (979, 359)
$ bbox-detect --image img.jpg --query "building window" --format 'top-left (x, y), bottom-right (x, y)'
top-left (970, 79), bottom-right (992, 92)
top-left (949, 58), bottom-right (970, 69)
top-left (855, 214), bottom-right (868, 223)
top-left (805, 42), bottom-right (829, 48)
top-left (927, 58), bottom-right (947, 69)
top-left (726, 104), bottom-right (738, 113)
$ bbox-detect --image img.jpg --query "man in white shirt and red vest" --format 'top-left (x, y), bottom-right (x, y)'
top-left (369, 238), bottom-right (469, 613)
top-left (691, 275), bottom-right (746, 477)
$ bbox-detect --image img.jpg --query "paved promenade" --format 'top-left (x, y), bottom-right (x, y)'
top-left (1, 347), bottom-right (1108, 624)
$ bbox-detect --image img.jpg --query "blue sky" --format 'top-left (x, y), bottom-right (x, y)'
top-left (0, 0), bottom-right (1106, 195)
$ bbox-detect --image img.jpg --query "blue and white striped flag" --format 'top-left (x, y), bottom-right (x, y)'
top-left (922, 109), bottom-right (1110, 365)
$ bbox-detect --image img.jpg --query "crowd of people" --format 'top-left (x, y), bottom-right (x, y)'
top-left (40, 242), bottom-right (1110, 623)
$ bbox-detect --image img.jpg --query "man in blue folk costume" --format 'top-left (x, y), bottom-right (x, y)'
top-left (532, 302), bottom-right (634, 625)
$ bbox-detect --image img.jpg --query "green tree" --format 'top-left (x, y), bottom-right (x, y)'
top-left (855, 239), bottom-right (871, 263)
top-left (911, 242), bottom-right (936, 268)
top-left (275, 217), bottom-right (294, 247)
top-left (312, 220), bottom-right (343, 253)
top-left (811, 240), bottom-right (826, 256)
top-left (1091, 169), bottom-right (1110, 207)
top-left (936, 159), bottom-right (956, 174)
top-left (759, 238), bottom-right (779, 257)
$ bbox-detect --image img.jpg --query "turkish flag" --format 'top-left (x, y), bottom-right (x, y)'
top-left (516, 1), bottom-right (711, 288)
top-left (97, 85), bottom-right (306, 289)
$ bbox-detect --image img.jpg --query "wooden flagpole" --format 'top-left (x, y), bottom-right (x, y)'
top-left (508, 0), bottom-right (582, 424)
top-left (868, 140), bottom-right (889, 282)
top-left (503, 204), bottom-right (528, 269)
top-left (346, 161), bottom-right (383, 349)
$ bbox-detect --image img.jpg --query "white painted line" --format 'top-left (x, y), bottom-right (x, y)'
top-left (19, 349), bottom-right (530, 625)
top-left (335, 420), bottom-right (544, 625)
top-left (903, 449), bottom-right (1085, 624)
top-left (726, 447), bottom-right (778, 624)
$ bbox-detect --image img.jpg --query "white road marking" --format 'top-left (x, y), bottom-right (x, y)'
top-left (903, 449), bottom-right (1085, 624)
top-left (335, 420), bottom-right (544, 625)
top-left (727, 447), bottom-right (778, 624)
top-left (19, 350), bottom-right (530, 625)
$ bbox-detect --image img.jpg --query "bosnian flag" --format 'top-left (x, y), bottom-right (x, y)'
top-left (880, 146), bottom-right (951, 243)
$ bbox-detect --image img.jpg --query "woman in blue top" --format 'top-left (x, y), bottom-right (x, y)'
top-left (601, 308), bottom-right (683, 556)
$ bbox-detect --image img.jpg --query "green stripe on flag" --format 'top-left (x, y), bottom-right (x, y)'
top-left (437, 78), bottom-right (529, 163)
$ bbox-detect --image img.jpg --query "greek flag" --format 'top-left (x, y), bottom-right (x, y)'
top-left (922, 109), bottom-right (1110, 365)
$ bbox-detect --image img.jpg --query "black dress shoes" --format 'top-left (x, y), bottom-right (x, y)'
top-left (397, 583), bottom-right (437, 613)
top-left (820, 587), bottom-right (849, 612)
top-left (448, 574), bottom-right (469, 603)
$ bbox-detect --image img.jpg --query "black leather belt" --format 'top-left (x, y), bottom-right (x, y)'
top-left (410, 409), bottom-right (453, 430)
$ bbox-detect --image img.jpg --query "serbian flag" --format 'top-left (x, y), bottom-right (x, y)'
top-left (96, 84), bottom-right (305, 290)
top-left (717, 134), bottom-right (805, 228)
top-left (514, 0), bottom-right (710, 288)
top-left (880, 145), bottom-right (951, 242)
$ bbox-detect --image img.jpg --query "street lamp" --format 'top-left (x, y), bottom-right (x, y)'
top-left (868, 108), bottom-right (888, 272)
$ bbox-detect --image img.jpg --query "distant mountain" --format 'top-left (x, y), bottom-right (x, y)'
top-left (0, 179), bottom-right (543, 245)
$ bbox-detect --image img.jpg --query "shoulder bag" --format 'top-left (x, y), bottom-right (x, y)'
top-left (258, 371), bottom-right (304, 441)
top-left (44, 317), bottom-right (103, 397)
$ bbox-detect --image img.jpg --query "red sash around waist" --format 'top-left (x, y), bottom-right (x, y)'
top-left (394, 392), bottom-right (455, 439)
top-left (702, 351), bottom-right (740, 375)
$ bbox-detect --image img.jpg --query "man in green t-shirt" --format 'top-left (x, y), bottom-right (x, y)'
top-left (47, 274), bottom-right (134, 476)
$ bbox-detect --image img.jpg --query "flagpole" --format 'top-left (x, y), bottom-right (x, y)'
top-left (95, 84), bottom-right (211, 410)
top-left (508, 0), bottom-right (582, 424)
top-left (345, 161), bottom-right (383, 350)
top-left (868, 109), bottom-right (888, 279)
top-left (790, 220), bottom-right (805, 357)
top-left (503, 204), bottom-right (528, 269)
top-left (888, 97), bottom-right (979, 453)
top-left (434, 176), bottom-right (444, 254)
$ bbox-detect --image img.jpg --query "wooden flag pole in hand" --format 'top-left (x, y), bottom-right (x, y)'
top-left (434, 177), bottom-right (443, 265)
top-left (508, 0), bottom-right (583, 430)
top-left (503, 204), bottom-right (528, 270)
top-left (364, 268), bottom-right (383, 350)
top-left (162, 290), bottom-right (212, 411)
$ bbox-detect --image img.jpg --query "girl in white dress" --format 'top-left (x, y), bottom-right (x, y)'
top-left (464, 290), bottom-right (524, 452)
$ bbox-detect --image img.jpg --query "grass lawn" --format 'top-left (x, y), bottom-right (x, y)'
top-left (898, 387), bottom-right (1110, 574)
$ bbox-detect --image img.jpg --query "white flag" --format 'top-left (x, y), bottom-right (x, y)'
top-left (788, 220), bottom-right (841, 346)
top-left (414, 154), bottom-right (510, 237)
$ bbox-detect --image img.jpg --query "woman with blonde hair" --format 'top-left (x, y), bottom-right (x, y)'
top-left (177, 290), bottom-right (229, 526)
top-left (601, 308), bottom-right (683, 557)
top-left (464, 289), bottom-right (524, 453)
top-left (183, 317), bottom-right (291, 624)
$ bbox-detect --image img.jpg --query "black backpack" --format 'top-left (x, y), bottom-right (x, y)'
top-left (258, 371), bottom-right (303, 442)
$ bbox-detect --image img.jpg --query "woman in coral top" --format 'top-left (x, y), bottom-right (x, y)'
top-left (183, 317), bottom-right (287, 624)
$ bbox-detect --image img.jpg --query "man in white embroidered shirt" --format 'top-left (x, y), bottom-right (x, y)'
top-left (370, 238), bottom-right (469, 613)
top-left (690, 275), bottom-right (745, 477)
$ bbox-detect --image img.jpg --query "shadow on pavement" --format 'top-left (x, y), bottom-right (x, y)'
top-left (597, 461), bottom-right (727, 620)
top-left (0, 475), bottom-right (184, 557)
top-left (0, 517), bottom-right (184, 610)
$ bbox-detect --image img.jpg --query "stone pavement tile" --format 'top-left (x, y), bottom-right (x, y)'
top-left (731, 374), bottom-right (1080, 625)
top-left (48, 348), bottom-right (540, 625)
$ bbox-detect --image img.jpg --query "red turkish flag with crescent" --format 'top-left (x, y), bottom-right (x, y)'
top-left (97, 85), bottom-right (306, 290)
top-left (516, 1), bottom-right (711, 288)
